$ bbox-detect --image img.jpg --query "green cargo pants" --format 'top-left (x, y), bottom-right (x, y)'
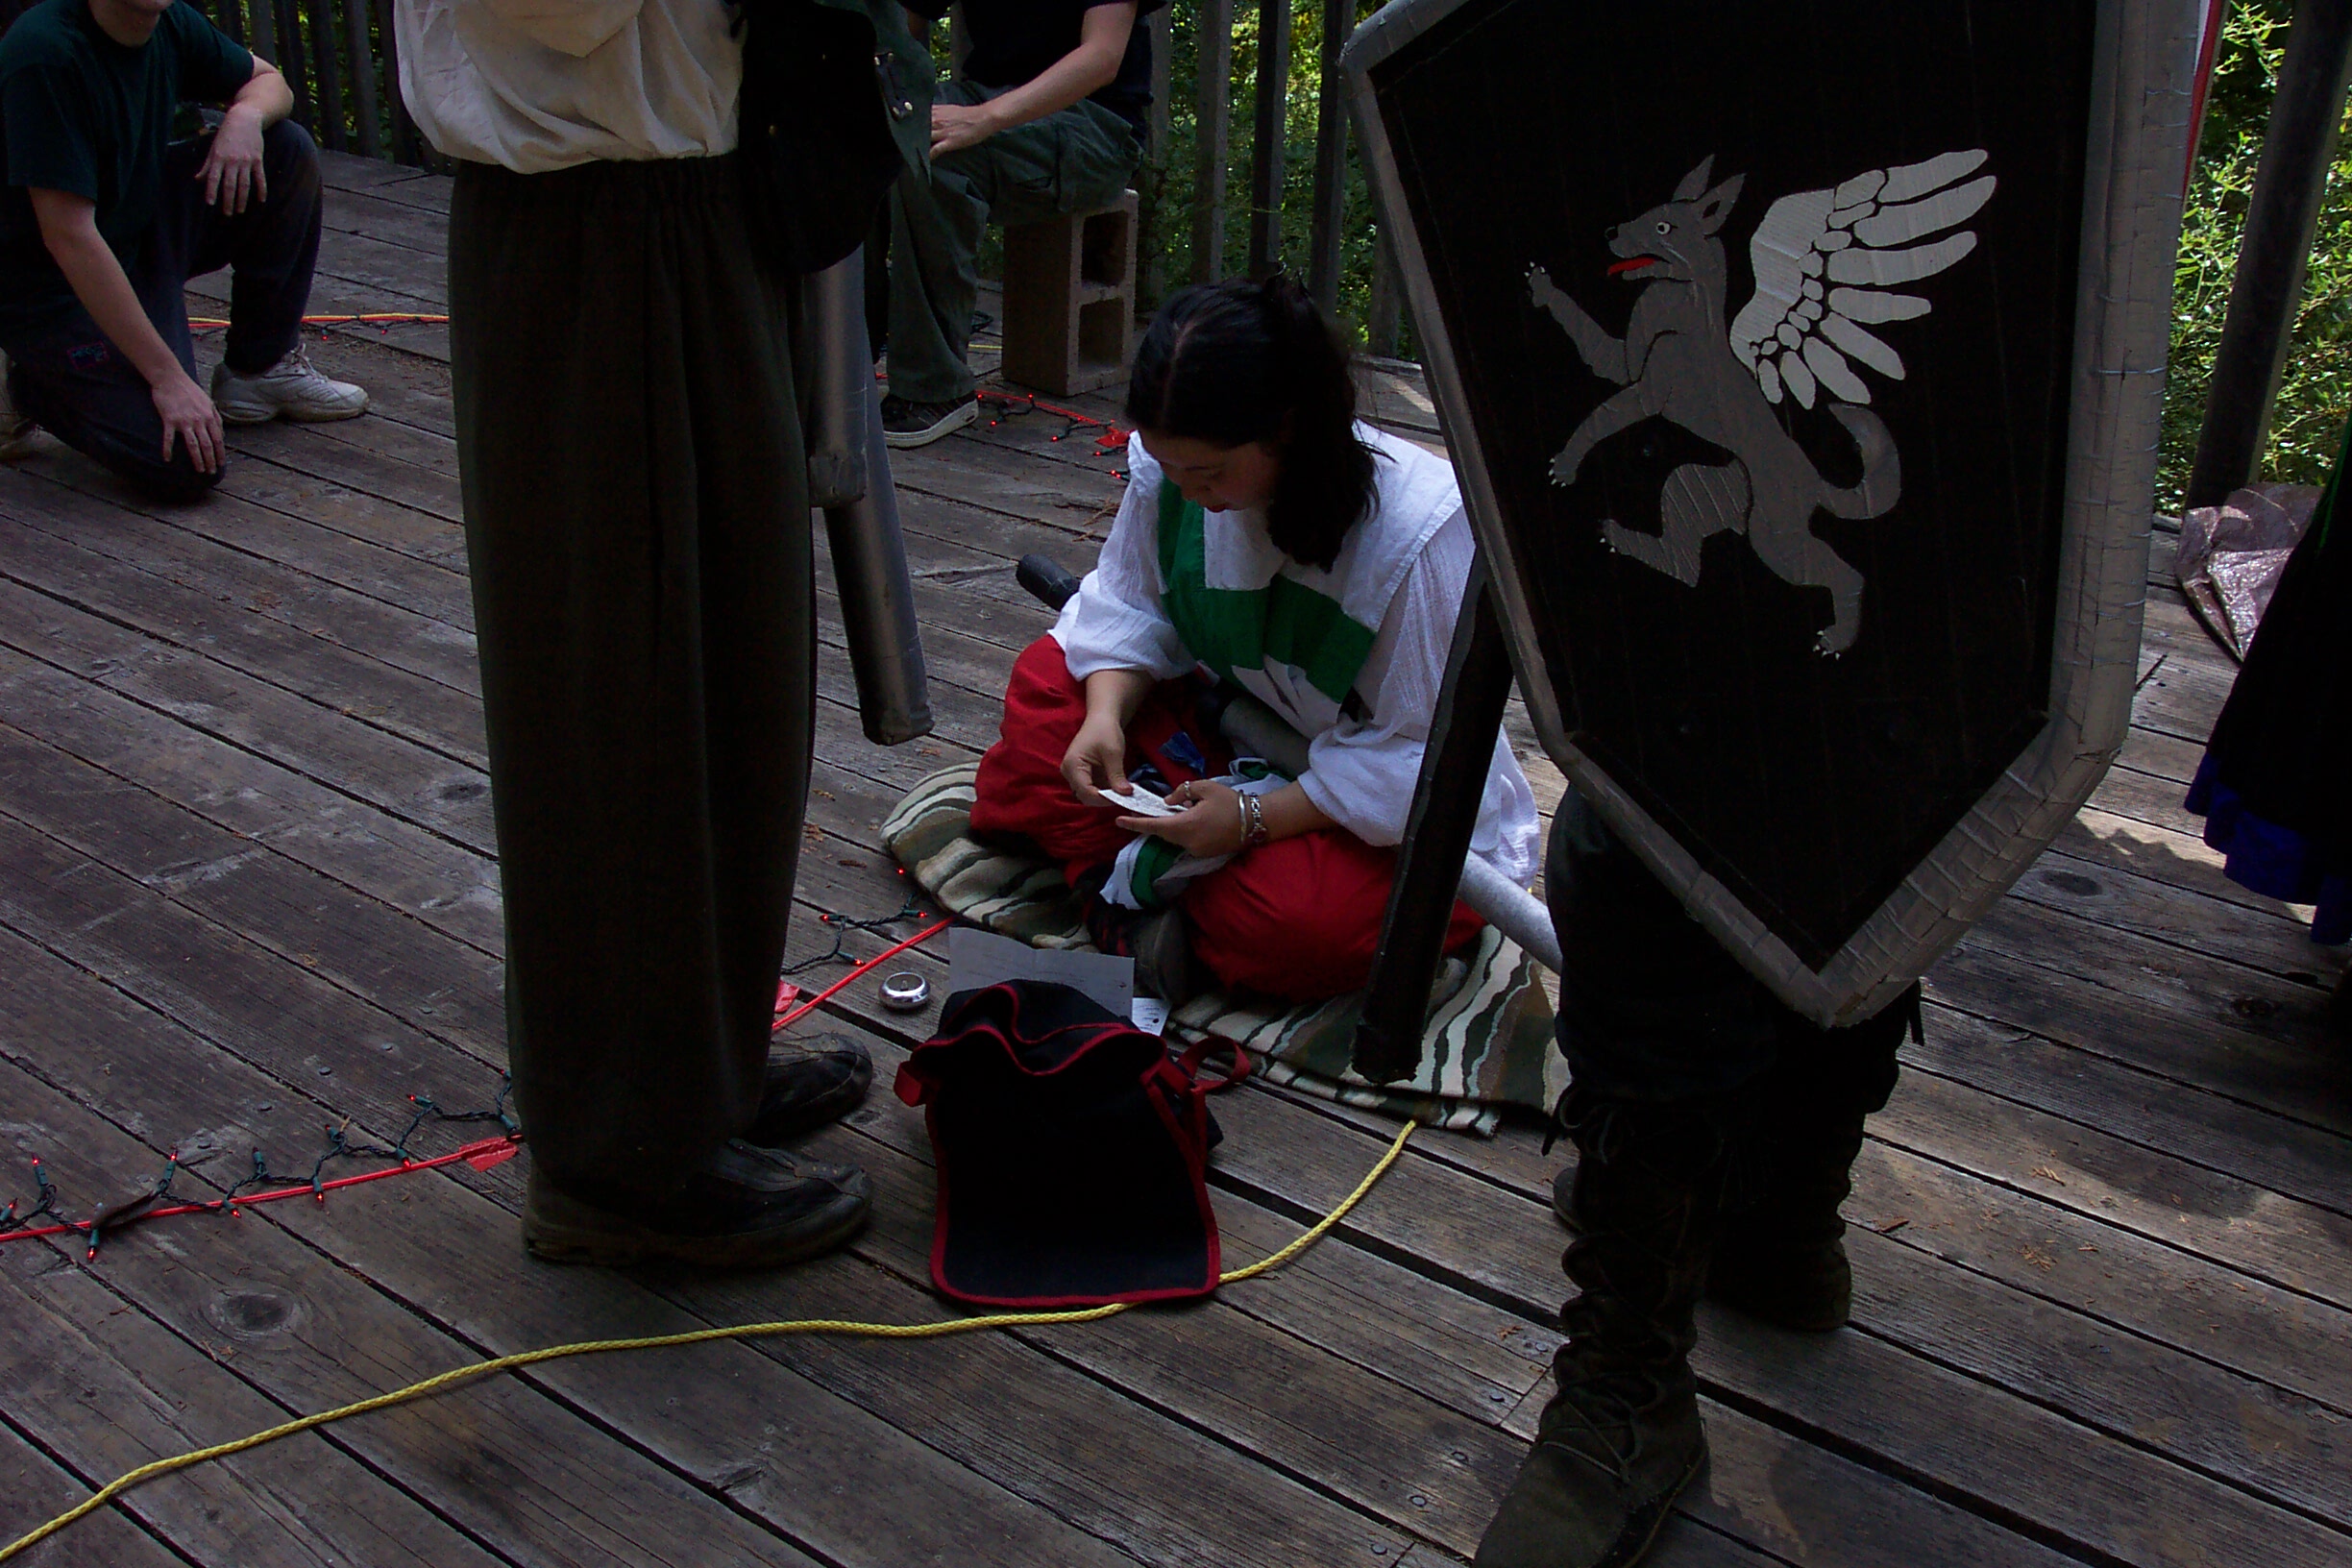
top-left (884, 80), bottom-right (1141, 403)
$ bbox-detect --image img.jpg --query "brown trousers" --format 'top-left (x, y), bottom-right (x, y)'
top-left (449, 155), bottom-right (814, 1198)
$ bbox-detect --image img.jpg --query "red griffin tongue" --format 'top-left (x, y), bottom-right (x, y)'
top-left (1607, 256), bottom-right (1661, 276)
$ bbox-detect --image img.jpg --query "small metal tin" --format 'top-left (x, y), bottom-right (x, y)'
top-left (879, 971), bottom-right (931, 1013)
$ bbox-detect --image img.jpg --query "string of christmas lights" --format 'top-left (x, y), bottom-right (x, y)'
top-left (0, 1076), bottom-right (519, 1262)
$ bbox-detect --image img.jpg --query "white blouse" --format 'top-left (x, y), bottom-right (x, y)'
top-left (1057, 434), bottom-right (1542, 888)
top-left (395, 0), bottom-right (739, 172)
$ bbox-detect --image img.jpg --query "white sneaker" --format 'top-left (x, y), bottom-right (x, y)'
top-left (211, 346), bottom-right (369, 425)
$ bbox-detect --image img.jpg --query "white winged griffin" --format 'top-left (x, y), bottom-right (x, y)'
top-left (1529, 152), bottom-right (1996, 653)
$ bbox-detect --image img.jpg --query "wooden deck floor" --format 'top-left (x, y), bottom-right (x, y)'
top-left (0, 152), bottom-right (2346, 1568)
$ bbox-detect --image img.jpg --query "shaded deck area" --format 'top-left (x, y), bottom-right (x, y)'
top-left (0, 153), bottom-right (2346, 1568)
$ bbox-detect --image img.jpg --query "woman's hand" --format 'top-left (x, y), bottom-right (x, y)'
top-left (1118, 779), bottom-right (1248, 858)
top-left (1062, 710), bottom-right (1131, 806)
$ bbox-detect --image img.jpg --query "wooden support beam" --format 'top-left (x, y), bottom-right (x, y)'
top-left (1247, 0), bottom-right (1291, 280)
top-left (308, 0), bottom-right (345, 151)
top-left (1366, 231), bottom-right (1403, 357)
top-left (2187, 0), bottom-right (2352, 506)
top-left (372, 0), bottom-right (425, 165)
top-left (346, 0), bottom-right (382, 159)
top-left (1191, 0), bottom-right (1234, 283)
top-left (1306, 0), bottom-right (1351, 315)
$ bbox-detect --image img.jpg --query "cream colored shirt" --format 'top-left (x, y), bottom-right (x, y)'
top-left (395, 0), bottom-right (740, 172)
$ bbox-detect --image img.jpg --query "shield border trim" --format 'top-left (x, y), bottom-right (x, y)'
top-left (1344, 0), bottom-right (2199, 1026)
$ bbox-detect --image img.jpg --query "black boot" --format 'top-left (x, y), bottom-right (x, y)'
top-left (1477, 1091), bottom-right (1733, 1568)
top-left (1703, 990), bottom-right (1910, 1332)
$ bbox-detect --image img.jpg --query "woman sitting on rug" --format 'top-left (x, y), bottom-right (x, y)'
top-left (969, 274), bottom-right (1540, 1003)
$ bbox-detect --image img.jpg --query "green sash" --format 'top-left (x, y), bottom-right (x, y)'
top-left (1155, 481), bottom-right (1377, 704)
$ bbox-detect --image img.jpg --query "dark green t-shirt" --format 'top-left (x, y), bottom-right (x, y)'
top-left (0, 0), bottom-right (251, 341)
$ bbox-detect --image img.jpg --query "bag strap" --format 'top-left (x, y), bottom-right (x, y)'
top-left (1177, 1034), bottom-right (1252, 1094)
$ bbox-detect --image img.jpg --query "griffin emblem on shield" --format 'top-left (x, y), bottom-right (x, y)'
top-left (1530, 151), bottom-right (1997, 653)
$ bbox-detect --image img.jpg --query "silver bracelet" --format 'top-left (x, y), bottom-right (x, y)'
top-left (1240, 792), bottom-right (1269, 849)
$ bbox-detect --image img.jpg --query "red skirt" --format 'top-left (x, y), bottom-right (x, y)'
top-left (970, 637), bottom-right (1482, 1002)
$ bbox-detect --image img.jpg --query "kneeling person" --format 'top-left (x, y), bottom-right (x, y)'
top-left (0, 0), bottom-right (364, 501)
top-left (972, 276), bottom-right (1540, 1002)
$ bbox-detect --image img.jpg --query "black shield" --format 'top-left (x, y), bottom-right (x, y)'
top-left (1348, 0), bottom-right (2194, 1021)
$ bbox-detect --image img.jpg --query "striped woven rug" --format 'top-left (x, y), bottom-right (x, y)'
top-left (880, 764), bottom-right (1566, 1136)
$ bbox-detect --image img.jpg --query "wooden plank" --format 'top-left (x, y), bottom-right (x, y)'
top-left (0, 812), bottom-right (1441, 1567)
top-left (764, 1015), bottom-right (2086, 1568)
top-left (0, 1257), bottom-right (500, 1568)
top-left (0, 510), bottom-right (486, 771)
top-left (314, 146), bottom-right (430, 193)
top-left (1160, 1095), bottom-right (2352, 1565)
top-left (4, 470), bottom-right (478, 698)
top-left (0, 1030), bottom-right (828, 1568)
top-left (317, 148), bottom-right (449, 209)
top-left (2010, 841), bottom-right (2336, 985)
top-left (1869, 1056), bottom-right (2352, 1313)
top-left (320, 185), bottom-right (449, 258)
top-left (0, 722), bottom-right (508, 1062)
top-left (0, 576), bottom-right (497, 854)
top-left (1909, 1006), bottom-right (2352, 1221)
top-left (0, 643), bottom-right (502, 956)
top-left (0, 1416), bottom-right (187, 1568)
top-left (0, 681), bottom-right (1533, 1568)
top-left (784, 850), bottom-right (2352, 1566)
top-left (0, 939), bottom-right (1153, 1568)
top-left (1936, 905), bottom-right (2351, 1135)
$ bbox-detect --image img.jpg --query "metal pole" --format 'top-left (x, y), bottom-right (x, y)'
top-left (1247, 0), bottom-right (1292, 280)
top-left (1350, 560), bottom-right (1516, 1086)
top-left (2187, 0), bottom-right (2352, 507)
top-left (804, 249), bottom-right (935, 747)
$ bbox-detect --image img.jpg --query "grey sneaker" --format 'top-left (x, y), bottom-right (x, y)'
top-left (880, 393), bottom-right (977, 449)
top-left (211, 346), bottom-right (369, 425)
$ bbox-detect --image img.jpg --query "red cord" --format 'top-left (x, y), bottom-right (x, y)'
top-left (974, 388), bottom-right (1130, 453)
top-left (774, 918), bottom-right (951, 1033)
top-left (186, 313), bottom-right (449, 330)
top-left (0, 1134), bottom-right (520, 1248)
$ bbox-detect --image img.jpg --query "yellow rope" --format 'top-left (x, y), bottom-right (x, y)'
top-left (0, 1119), bottom-right (1415, 1562)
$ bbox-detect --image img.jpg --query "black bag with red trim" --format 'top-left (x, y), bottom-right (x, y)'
top-left (893, 980), bottom-right (1245, 1309)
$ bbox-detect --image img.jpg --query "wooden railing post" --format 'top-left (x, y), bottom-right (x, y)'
top-left (346, 0), bottom-right (382, 158)
top-left (1191, 0), bottom-right (1234, 283)
top-left (306, 0), bottom-right (344, 150)
top-left (1246, 0), bottom-right (1290, 280)
top-left (273, 0), bottom-right (310, 131)
top-left (2188, 0), bottom-right (2352, 506)
top-left (1366, 233), bottom-right (1403, 358)
top-left (245, 0), bottom-right (276, 74)
top-left (1306, 0), bottom-right (1350, 314)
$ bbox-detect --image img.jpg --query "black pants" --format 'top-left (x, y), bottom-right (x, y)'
top-left (1546, 791), bottom-right (1910, 1110)
top-left (1, 120), bottom-right (323, 502)
top-left (449, 154), bottom-right (815, 1200)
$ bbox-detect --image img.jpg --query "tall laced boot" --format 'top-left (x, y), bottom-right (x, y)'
top-left (1476, 1091), bottom-right (1734, 1568)
top-left (1703, 988), bottom-right (1912, 1333)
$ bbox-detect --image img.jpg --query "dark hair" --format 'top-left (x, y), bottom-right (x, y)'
top-left (1124, 275), bottom-right (1378, 571)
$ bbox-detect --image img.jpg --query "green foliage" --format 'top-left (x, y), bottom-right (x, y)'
top-left (2164, 0), bottom-right (2352, 506)
top-left (1144, 0), bottom-right (1402, 351)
